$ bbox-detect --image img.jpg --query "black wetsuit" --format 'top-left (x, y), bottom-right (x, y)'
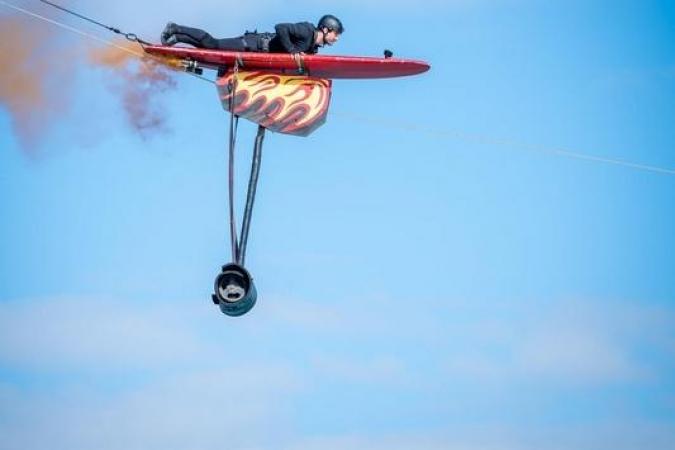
top-left (169, 22), bottom-right (320, 54)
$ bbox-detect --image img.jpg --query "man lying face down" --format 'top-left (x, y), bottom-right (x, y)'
top-left (161, 14), bottom-right (344, 55)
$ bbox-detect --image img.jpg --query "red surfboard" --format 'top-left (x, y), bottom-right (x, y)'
top-left (143, 45), bottom-right (430, 79)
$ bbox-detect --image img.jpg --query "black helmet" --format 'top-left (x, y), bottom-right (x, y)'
top-left (317, 14), bottom-right (344, 34)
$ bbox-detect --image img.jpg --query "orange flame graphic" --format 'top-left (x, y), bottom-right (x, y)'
top-left (217, 71), bottom-right (332, 136)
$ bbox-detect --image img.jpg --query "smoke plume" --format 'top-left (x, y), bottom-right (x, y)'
top-left (0, 14), bottom-right (178, 153)
top-left (0, 16), bottom-right (66, 152)
top-left (88, 40), bottom-right (177, 139)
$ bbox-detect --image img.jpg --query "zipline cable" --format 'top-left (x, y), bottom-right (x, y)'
top-left (38, 0), bottom-right (148, 44)
top-left (0, 0), bottom-right (215, 85)
top-left (331, 111), bottom-right (675, 177)
top-left (1, 0), bottom-right (145, 58)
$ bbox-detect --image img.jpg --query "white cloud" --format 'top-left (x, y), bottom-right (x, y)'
top-left (0, 365), bottom-right (301, 450)
top-left (7, 291), bottom-right (659, 389)
top-left (310, 353), bottom-right (407, 384)
top-left (0, 294), bottom-right (306, 450)
top-left (0, 296), bottom-right (213, 370)
top-left (516, 326), bottom-right (639, 381)
top-left (0, 293), bottom-right (674, 450)
top-left (282, 424), bottom-right (675, 450)
top-left (442, 298), bottom-right (672, 385)
top-left (258, 293), bottom-right (449, 340)
top-left (245, 292), bottom-right (674, 388)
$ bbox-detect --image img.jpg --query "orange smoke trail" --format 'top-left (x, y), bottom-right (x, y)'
top-left (0, 13), bottom-right (179, 152)
top-left (0, 17), bottom-right (64, 152)
top-left (88, 40), bottom-right (177, 138)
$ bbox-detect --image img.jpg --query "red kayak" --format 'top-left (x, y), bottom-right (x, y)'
top-left (143, 45), bottom-right (430, 79)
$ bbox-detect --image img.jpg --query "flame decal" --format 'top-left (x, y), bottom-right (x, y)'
top-left (216, 71), bottom-right (332, 136)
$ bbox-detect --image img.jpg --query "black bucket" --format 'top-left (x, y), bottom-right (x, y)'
top-left (212, 263), bottom-right (257, 317)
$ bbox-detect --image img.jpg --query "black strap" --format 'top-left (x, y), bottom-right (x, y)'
top-left (227, 66), bottom-right (240, 262)
top-left (237, 126), bottom-right (265, 266)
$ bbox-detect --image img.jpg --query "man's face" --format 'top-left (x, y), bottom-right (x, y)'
top-left (322, 29), bottom-right (341, 46)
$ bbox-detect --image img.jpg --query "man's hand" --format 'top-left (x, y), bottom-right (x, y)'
top-left (291, 53), bottom-right (306, 73)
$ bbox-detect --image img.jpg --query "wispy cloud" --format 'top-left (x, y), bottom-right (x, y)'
top-left (260, 294), bottom-right (672, 387)
top-left (310, 353), bottom-right (407, 384)
top-left (442, 298), bottom-right (673, 385)
top-left (1, 293), bottom-right (674, 449)
top-left (0, 365), bottom-right (300, 450)
top-left (515, 325), bottom-right (640, 381)
top-left (282, 425), bottom-right (675, 450)
top-left (4, 293), bottom-right (669, 388)
top-left (0, 295), bottom-right (304, 449)
top-left (0, 296), bottom-right (211, 370)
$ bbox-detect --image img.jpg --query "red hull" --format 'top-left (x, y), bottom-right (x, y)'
top-left (143, 45), bottom-right (430, 79)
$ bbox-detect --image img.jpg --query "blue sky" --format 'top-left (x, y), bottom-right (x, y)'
top-left (1, 1), bottom-right (674, 449)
